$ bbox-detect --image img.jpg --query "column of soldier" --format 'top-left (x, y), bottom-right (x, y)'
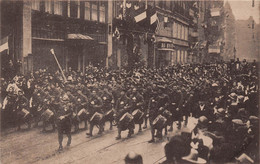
top-left (1, 61), bottom-right (258, 163)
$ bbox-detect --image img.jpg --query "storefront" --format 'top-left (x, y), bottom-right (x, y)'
top-left (155, 37), bottom-right (175, 68)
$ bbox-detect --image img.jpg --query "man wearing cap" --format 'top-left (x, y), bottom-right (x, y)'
top-left (124, 151), bottom-right (143, 164)
top-left (86, 90), bottom-right (104, 136)
top-left (115, 89), bottom-right (134, 139)
top-left (147, 89), bottom-right (159, 143)
top-left (101, 87), bottom-right (115, 130)
top-left (128, 87), bottom-right (144, 132)
top-left (14, 90), bottom-right (31, 130)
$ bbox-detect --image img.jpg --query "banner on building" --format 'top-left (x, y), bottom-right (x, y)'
top-left (150, 12), bottom-right (157, 25)
top-left (210, 8), bottom-right (221, 17)
top-left (134, 10), bottom-right (147, 23)
top-left (208, 45), bottom-right (220, 53)
top-left (0, 36), bottom-right (9, 53)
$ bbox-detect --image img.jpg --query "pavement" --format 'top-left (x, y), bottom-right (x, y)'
top-left (0, 117), bottom-right (198, 164)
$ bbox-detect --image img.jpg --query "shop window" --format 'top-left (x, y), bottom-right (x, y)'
top-left (54, 1), bottom-right (62, 15)
top-left (84, 2), bottom-right (91, 20)
top-left (182, 25), bottom-right (185, 40)
top-left (70, 0), bottom-right (80, 18)
top-left (99, 2), bottom-right (106, 23)
top-left (45, 0), bottom-right (53, 14)
top-left (177, 50), bottom-right (180, 63)
top-left (178, 24), bottom-right (182, 39)
top-left (92, 2), bottom-right (98, 21)
top-left (32, 0), bottom-right (40, 10)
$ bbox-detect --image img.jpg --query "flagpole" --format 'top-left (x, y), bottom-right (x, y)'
top-left (50, 49), bottom-right (67, 82)
top-left (123, 0), bottom-right (126, 18)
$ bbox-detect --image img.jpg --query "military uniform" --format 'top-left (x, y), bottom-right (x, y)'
top-left (115, 92), bottom-right (134, 139)
top-left (56, 102), bottom-right (73, 150)
top-left (86, 92), bottom-right (104, 136)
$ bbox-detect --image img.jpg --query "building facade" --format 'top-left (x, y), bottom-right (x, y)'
top-left (1, 0), bottom-right (113, 74)
top-left (111, 0), bottom-right (199, 69)
top-left (235, 16), bottom-right (259, 62)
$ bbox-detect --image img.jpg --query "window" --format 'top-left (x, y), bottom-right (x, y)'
top-left (177, 50), bottom-right (180, 63)
top-left (54, 1), bottom-right (62, 15)
top-left (166, 1), bottom-right (171, 10)
top-left (182, 25), bottom-right (185, 40)
top-left (173, 22), bottom-right (177, 38)
top-left (185, 27), bottom-right (188, 40)
top-left (32, 0), bottom-right (40, 10)
top-left (184, 51), bottom-right (187, 63)
top-left (92, 2), bottom-right (98, 21)
top-left (99, 2), bottom-right (106, 23)
top-left (84, 2), bottom-right (91, 20)
top-left (45, 0), bottom-right (53, 13)
top-left (178, 24), bottom-right (182, 39)
top-left (70, 0), bottom-right (80, 18)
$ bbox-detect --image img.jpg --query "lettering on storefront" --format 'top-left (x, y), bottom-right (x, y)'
top-left (158, 42), bottom-right (175, 49)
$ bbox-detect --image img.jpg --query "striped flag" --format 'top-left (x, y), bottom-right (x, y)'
top-left (150, 12), bottom-right (157, 25)
top-left (0, 36), bottom-right (8, 53)
top-left (134, 10), bottom-right (147, 23)
top-left (155, 17), bottom-right (162, 33)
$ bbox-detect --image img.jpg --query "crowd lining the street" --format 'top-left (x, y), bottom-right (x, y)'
top-left (0, 59), bottom-right (259, 163)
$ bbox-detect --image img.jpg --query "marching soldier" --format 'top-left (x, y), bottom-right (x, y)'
top-left (128, 87), bottom-right (144, 132)
top-left (86, 89), bottom-right (104, 136)
top-left (56, 102), bottom-right (73, 151)
top-left (147, 87), bottom-right (159, 143)
top-left (101, 87), bottom-right (115, 130)
top-left (15, 90), bottom-right (31, 130)
top-left (115, 90), bottom-right (134, 140)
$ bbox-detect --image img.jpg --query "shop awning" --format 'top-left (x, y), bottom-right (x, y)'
top-left (156, 37), bottom-right (173, 43)
top-left (157, 48), bottom-right (175, 51)
top-left (67, 34), bottom-right (94, 40)
top-left (156, 37), bottom-right (175, 51)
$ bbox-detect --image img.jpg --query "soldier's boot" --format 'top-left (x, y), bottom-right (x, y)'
top-left (158, 130), bottom-right (163, 140)
top-left (115, 129), bottom-right (121, 140)
top-left (67, 133), bottom-right (71, 147)
top-left (138, 124), bottom-right (142, 132)
top-left (148, 128), bottom-right (155, 143)
top-left (86, 124), bottom-right (93, 136)
top-left (58, 132), bottom-right (63, 150)
top-left (42, 121), bottom-right (47, 132)
top-left (58, 145), bottom-right (63, 151)
top-left (128, 128), bottom-right (134, 138)
top-left (98, 123), bottom-right (104, 134)
top-left (168, 124), bottom-right (173, 132)
top-left (109, 121), bottom-right (113, 130)
top-left (143, 118), bottom-right (147, 129)
top-left (28, 122), bottom-right (31, 129)
top-left (84, 120), bottom-right (88, 130)
top-left (52, 123), bottom-right (56, 132)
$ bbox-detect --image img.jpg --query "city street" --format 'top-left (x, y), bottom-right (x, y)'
top-left (1, 118), bottom-right (198, 164)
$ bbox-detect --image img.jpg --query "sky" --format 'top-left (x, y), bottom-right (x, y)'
top-left (225, 0), bottom-right (260, 24)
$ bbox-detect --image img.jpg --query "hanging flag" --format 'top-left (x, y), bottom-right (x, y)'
top-left (210, 8), bottom-right (221, 17)
top-left (155, 17), bottom-right (162, 33)
top-left (150, 12), bottom-right (157, 25)
top-left (134, 10), bottom-right (147, 23)
top-left (0, 36), bottom-right (9, 53)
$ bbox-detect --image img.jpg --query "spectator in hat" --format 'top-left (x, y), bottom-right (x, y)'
top-left (124, 151), bottom-right (143, 164)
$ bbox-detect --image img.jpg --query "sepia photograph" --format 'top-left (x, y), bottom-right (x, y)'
top-left (0, 0), bottom-right (259, 163)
